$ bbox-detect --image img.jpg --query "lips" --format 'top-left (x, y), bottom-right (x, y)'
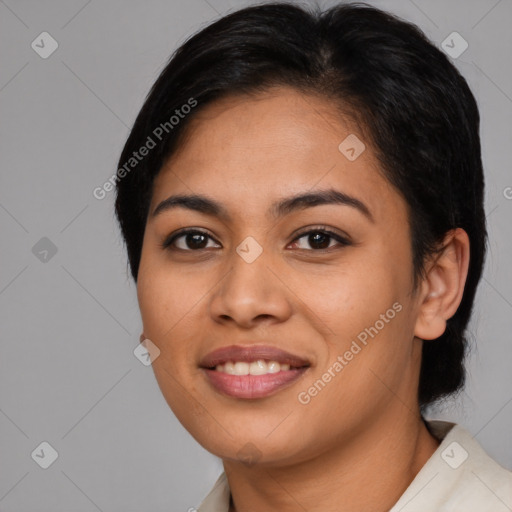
top-left (199, 344), bottom-right (310, 399)
top-left (199, 344), bottom-right (310, 369)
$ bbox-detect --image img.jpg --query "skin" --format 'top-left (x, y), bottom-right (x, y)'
top-left (136, 87), bottom-right (470, 511)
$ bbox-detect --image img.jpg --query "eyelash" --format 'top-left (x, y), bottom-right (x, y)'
top-left (161, 226), bottom-right (351, 253)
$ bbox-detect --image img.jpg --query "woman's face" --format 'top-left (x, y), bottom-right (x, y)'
top-left (137, 87), bottom-right (425, 466)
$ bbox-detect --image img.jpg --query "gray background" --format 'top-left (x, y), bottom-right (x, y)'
top-left (1, 0), bottom-right (511, 510)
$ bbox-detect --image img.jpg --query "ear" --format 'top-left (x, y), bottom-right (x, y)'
top-left (414, 228), bottom-right (470, 341)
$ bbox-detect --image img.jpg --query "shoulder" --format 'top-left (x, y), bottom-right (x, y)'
top-left (391, 420), bottom-right (512, 512)
top-left (196, 471), bottom-right (230, 512)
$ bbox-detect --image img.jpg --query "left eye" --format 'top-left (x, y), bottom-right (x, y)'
top-left (290, 229), bottom-right (350, 251)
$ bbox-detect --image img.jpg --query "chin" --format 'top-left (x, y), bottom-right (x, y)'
top-left (187, 418), bottom-right (313, 467)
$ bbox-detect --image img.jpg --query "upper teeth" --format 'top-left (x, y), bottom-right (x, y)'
top-left (215, 360), bottom-right (291, 375)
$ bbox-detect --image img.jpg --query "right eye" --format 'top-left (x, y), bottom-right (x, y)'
top-left (161, 229), bottom-right (221, 251)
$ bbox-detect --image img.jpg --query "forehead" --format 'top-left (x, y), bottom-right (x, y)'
top-left (150, 87), bottom-right (405, 223)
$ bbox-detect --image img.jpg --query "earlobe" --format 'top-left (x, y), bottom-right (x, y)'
top-left (414, 228), bottom-right (470, 341)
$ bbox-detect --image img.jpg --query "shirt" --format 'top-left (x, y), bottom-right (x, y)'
top-left (196, 420), bottom-right (512, 511)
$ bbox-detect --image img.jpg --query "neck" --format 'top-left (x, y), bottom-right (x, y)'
top-left (224, 412), bottom-right (440, 512)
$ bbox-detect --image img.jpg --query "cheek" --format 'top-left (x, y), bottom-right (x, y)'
top-left (299, 255), bottom-right (403, 341)
top-left (137, 251), bottom-right (200, 338)
top-left (137, 263), bottom-right (208, 424)
top-left (299, 243), bottom-right (414, 390)
top-left (136, 254), bottom-right (221, 396)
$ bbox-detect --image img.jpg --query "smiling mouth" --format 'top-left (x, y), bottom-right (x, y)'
top-left (199, 344), bottom-right (311, 399)
top-left (210, 359), bottom-right (306, 375)
top-left (200, 354), bottom-right (310, 399)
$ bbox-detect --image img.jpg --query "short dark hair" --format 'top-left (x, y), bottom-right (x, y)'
top-left (115, 1), bottom-right (487, 409)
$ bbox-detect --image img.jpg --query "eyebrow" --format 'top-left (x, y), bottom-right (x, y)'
top-left (152, 188), bottom-right (374, 223)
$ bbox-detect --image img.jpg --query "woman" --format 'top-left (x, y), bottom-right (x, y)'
top-left (114, 2), bottom-right (512, 510)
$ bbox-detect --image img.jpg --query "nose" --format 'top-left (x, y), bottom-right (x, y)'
top-left (209, 246), bottom-right (293, 329)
